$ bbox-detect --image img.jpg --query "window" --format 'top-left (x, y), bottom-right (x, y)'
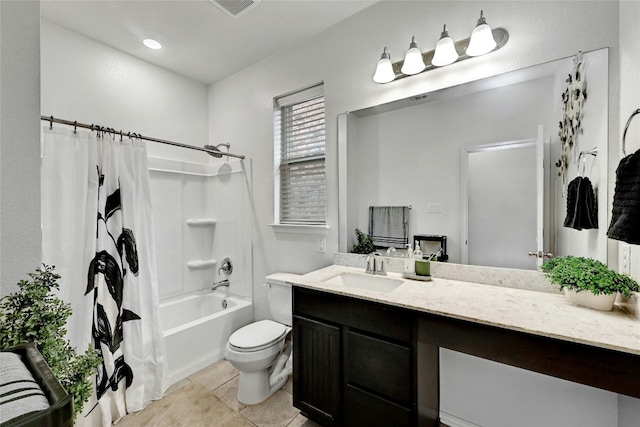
top-left (274, 84), bottom-right (326, 225)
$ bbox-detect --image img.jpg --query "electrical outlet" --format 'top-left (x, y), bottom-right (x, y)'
top-left (318, 237), bottom-right (326, 254)
top-left (619, 243), bottom-right (631, 275)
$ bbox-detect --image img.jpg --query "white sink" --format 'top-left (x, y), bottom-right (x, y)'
top-left (323, 272), bottom-right (403, 293)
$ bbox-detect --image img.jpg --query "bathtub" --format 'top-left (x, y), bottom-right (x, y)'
top-left (160, 291), bottom-right (253, 389)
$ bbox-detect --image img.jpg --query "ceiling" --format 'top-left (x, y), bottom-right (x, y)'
top-left (41, 0), bottom-right (377, 86)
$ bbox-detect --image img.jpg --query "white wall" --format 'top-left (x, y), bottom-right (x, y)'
top-left (0, 1), bottom-right (41, 295)
top-left (617, 0), bottom-right (640, 423)
top-left (208, 1), bottom-right (638, 426)
top-left (619, 1), bottom-right (640, 286)
top-left (553, 48), bottom-right (609, 264)
top-left (40, 20), bottom-right (210, 164)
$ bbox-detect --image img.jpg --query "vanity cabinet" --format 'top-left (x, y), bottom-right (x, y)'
top-left (293, 287), bottom-right (418, 427)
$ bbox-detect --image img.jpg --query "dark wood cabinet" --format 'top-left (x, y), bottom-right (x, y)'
top-left (292, 315), bottom-right (341, 426)
top-left (293, 287), bottom-right (418, 426)
top-left (292, 278), bottom-right (640, 427)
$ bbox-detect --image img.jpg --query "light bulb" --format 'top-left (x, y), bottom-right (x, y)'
top-left (143, 38), bottom-right (162, 50)
top-left (466, 11), bottom-right (497, 57)
top-left (431, 25), bottom-right (459, 67)
top-left (401, 36), bottom-right (426, 75)
top-left (373, 47), bottom-right (395, 84)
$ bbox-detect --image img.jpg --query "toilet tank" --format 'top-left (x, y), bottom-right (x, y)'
top-left (266, 279), bottom-right (292, 326)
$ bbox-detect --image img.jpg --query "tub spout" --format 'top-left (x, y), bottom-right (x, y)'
top-left (212, 279), bottom-right (230, 291)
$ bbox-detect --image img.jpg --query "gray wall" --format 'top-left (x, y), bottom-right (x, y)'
top-left (0, 1), bottom-right (41, 295)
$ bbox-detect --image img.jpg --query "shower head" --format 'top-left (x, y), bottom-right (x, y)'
top-left (204, 143), bottom-right (230, 158)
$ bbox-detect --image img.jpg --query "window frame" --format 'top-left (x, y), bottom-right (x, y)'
top-left (273, 83), bottom-right (327, 228)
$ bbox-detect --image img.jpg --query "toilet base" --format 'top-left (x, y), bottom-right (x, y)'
top-left (237, 368), bottom-right (289, 405)
top-left (236, 341), bottom-right (292, 405)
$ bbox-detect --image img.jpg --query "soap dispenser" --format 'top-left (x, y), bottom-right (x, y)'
top-left (412, 240), bottom-right (423, 259)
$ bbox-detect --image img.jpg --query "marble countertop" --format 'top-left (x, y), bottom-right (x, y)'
top-left (269, 264), bottom-right (640, 356)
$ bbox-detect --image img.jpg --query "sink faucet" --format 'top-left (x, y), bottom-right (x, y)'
top-left (212, 279), bottom-right (230, 291)
top-left (365, 252), bottom-right (387, 276)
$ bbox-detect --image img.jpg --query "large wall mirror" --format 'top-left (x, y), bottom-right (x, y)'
top-left (338, 48), bottom-right (608, 270)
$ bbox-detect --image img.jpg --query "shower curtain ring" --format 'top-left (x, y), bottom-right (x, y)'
top-left (73, 121), bottom-right (77, 134)
top-left (49, 116), bottom-right (53, 130)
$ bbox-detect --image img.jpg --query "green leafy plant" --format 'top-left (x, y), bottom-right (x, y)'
top-left (541, 256), bottom-right (639, 298)
top-left (0, 265), bottom-right (102, 419)
top-left (351, 228), bottom-right (375, 254)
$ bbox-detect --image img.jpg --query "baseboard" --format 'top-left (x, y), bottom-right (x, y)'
top-left (440, 412), bottom-right (482, 427)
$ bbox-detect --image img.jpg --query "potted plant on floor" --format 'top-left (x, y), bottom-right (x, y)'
top-left (541, 256), bottom-right (639, 311)
top-left (0, 265), bottom-right (102, 419)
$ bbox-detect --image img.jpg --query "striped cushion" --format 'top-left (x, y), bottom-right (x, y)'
top-left (0, 352), bottom-right (50, 424)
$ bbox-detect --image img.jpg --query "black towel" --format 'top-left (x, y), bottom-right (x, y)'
top-left (564, 176), bottom-right (598, 230)
top-left (607, 150), bottom-right (640, 244)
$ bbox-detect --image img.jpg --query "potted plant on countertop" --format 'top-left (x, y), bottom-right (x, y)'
top-left (351, 228), bottom-right (375, 254)
top-left (541, 256), bottom-right (639, 311)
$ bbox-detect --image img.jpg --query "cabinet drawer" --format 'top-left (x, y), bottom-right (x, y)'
top-left (294, 287), bottom-right (414, 342)
top-left (344, 384), bottom-right (412, 427)
top-left (345, 329), bottom-right (413, 405)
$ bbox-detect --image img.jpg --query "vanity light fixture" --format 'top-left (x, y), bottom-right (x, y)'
top-left (401, 37), bottom-right (426, 75)
top-left (373, 47), bottom-right (396, 84)
top-left (372, 10), bottom-right (508, 84)
top-left (466, 10), bottom-right (497, 56)
top-left (142, 38), bottom-right (162, 50)
top-left (431, 25), bottom-right (458, 67)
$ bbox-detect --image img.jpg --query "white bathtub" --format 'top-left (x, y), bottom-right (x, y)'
top-left (160, 291), bottom-right (253, 388)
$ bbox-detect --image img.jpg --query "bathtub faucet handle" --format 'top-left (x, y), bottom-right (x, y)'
top-left (218, 257), bottom-right (233, 276)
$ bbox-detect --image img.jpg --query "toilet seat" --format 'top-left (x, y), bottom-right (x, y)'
top-left (228, 320), bottom-right (289, 352)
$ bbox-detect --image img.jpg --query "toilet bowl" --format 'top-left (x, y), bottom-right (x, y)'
top-left (225, 279), bottom-right (292, 405)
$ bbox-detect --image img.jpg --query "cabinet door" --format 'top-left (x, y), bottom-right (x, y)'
top-left (293, 315), bottom-right (341, 426)
top-left (344, 384), bottom-right (412, 427)
top-left (345, 329), bottom-right (413, 406)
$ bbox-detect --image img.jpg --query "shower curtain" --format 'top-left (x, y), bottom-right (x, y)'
top-left (41, 126), bottom-right (165, 426)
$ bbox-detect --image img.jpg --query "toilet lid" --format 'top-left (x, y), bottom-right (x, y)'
top-left (229, 320), bottom-right (289, 351)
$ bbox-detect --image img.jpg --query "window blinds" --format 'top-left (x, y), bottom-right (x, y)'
top-left (275, 84), bottom-right (326, 224)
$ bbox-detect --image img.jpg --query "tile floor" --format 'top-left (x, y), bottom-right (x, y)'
top-left (117, 360), bottom-right (320, 427)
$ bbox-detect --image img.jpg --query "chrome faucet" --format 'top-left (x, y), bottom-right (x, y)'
top-left (365, 252), bottom-right (386, 276)
top-left (211, 279), bottom-right (230, 291)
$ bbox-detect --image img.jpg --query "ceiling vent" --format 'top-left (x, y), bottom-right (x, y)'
top-left (209, 0), bottom-right (262, 18)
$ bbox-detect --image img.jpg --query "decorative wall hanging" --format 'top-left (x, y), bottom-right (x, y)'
top-left (556, 53), bottom-right (587, 185)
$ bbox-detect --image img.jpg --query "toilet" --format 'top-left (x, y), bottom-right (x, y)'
top-left (225, 279), bottom-right (292, 405)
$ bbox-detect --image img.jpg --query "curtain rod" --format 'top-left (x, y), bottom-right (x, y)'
top-left (41, 115), bottom-right (245, 160)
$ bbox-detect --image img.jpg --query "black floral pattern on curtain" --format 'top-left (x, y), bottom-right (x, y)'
top-left (86, 168), bottom-right (141, 400)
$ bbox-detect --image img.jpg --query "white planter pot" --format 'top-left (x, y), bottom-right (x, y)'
top-left (564, 288), bottom-right (616, 311)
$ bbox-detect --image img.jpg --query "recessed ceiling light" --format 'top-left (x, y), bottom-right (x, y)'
top-left (143, 38), bottom-right (162, 50)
